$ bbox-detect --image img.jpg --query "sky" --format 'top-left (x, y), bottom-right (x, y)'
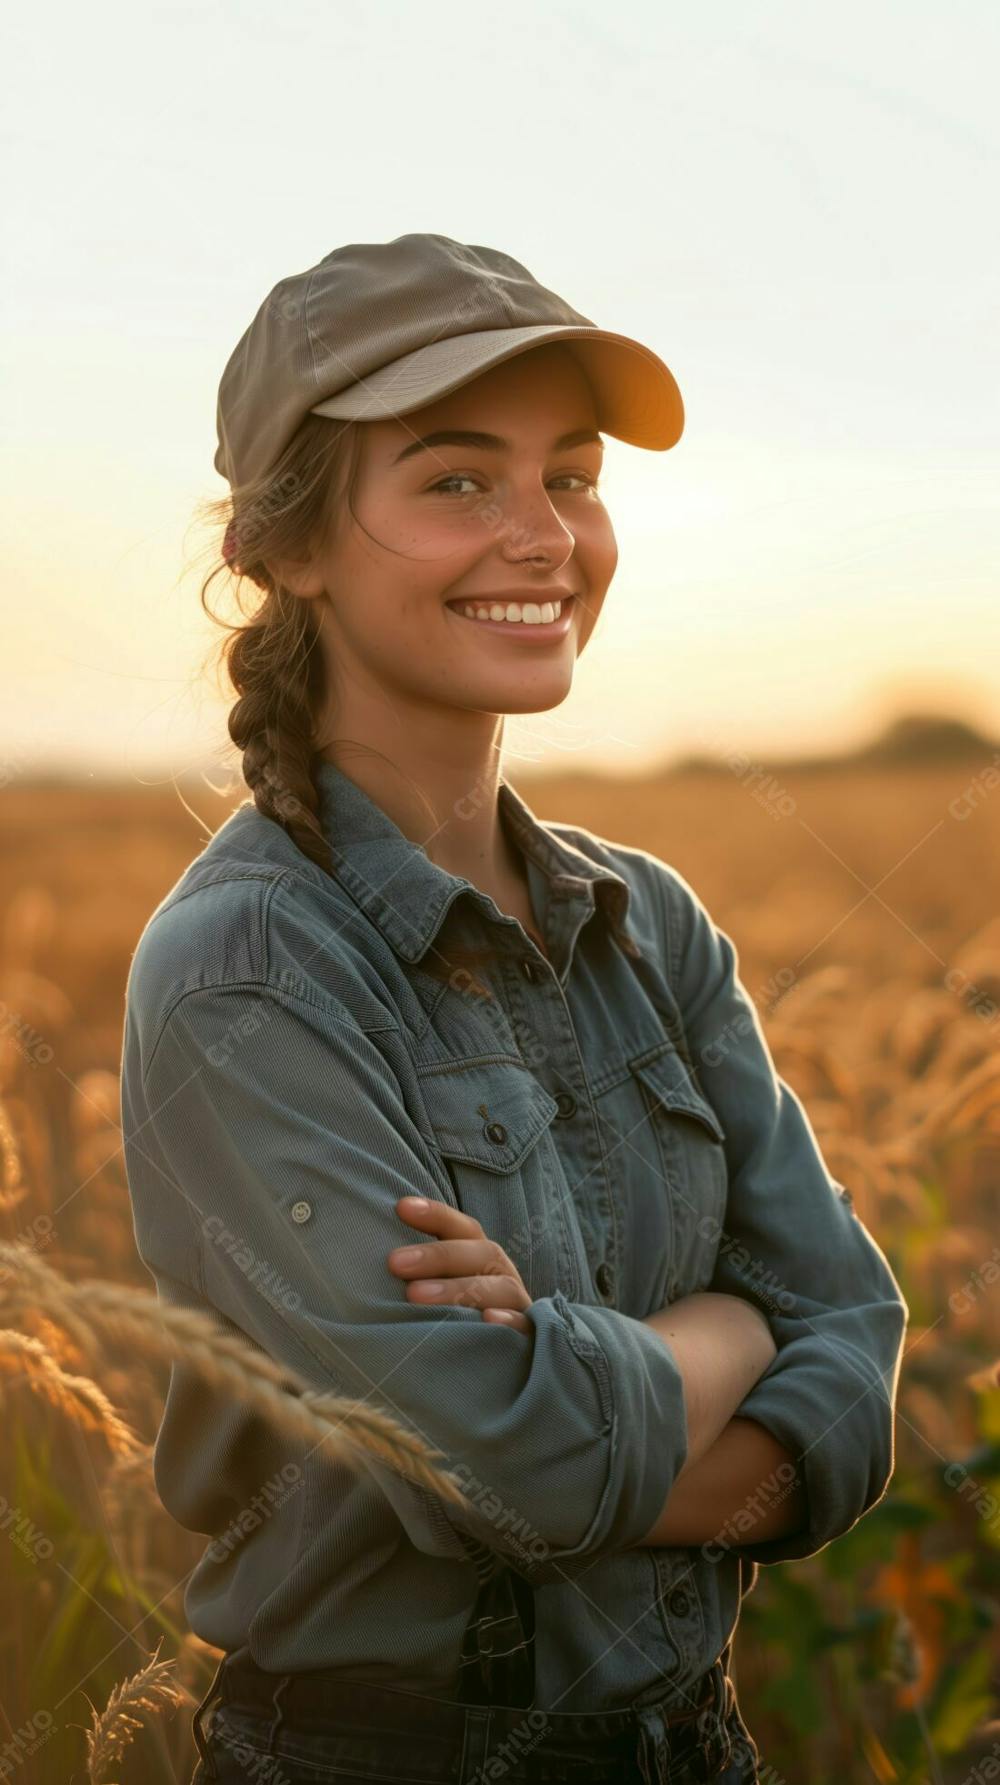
top-left (3, 0), bottom-right (998, 786)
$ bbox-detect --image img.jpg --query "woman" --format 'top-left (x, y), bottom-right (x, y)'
top-left (121, 234), bottom-right (909, 1783)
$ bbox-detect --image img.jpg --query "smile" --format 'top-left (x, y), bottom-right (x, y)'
top-left (445, 596), bottom-right (576, 641)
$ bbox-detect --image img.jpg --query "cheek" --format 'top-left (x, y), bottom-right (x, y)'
top-left (574, 505), bottom-right (618, 581)
top-left (317, 580), bottom-right (436, 680)
top-left (571, 513), bottom-right (617, 644)
top-left (360, 590), bottom-right (442, 654)
top-left (329, 547), bottom-right (451, 635)
top-left (350, 489), bottom-right (491, 571)
top-left (573, 592), bottom-right (607, 655)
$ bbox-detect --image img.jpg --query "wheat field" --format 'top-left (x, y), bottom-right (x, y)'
top-left (1, 752), bottom-right (998, 1784)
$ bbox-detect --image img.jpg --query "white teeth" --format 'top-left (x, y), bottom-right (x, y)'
top-left (458, 599), bottom-right (564, 625)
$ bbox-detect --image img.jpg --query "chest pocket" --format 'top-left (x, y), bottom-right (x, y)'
top-left (628, 1042), bottom-right (728, 1300)
top-left (416, 1057), bottom-right (581, 1301)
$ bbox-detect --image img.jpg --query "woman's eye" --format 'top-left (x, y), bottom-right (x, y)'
top-left (549, 473), bottom-right (601, 492)
top-left (427, 472), bottom-right (600, 497)
top-left (428, 474), bottom-right (481, 496)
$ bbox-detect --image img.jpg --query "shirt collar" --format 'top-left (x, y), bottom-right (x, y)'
top-left (313, 757), bottom-right (634, 966)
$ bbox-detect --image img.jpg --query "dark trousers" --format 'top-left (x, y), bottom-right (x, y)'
top-left (190, 1560), bottom-right (761, 1783)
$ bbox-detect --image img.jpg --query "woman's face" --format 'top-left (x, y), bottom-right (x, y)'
top-left (287, 345), bottom-right (618, 722)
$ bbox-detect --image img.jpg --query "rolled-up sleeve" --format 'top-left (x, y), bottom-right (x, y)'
top-left (657, 863), bottom-right (909, 1563)
top-left (123, 980), bottom-right (689, 1586)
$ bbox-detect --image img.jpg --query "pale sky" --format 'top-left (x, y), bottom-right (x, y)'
top-left (4, 0), bottom-right (998, 785)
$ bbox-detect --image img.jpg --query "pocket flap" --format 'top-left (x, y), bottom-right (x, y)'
top-left (629, 1044), bottom-right (726, 1144)
top-left (417, 1059), bottom-right (561, 1174)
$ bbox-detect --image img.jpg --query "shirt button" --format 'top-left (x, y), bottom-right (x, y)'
top-left (595, 1261), bottom-right (615, 1299)
top-left (554, 1091), bottom-right (577, 1120)
top-left (290, 1200), bottom-right (312, 1224)
top-left (520, 958), bottom-right (541, 982)
top-left (484, 1121), bottom-right (508, 1145)
top-left (668, 1588), bottom-right (691, 1618)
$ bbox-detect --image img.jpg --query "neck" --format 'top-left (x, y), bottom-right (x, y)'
top-left (317, 717), bottom-right (525, 894)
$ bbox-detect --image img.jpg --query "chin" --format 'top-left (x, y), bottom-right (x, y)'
top-left (488, 677), bottom-right (575, 715)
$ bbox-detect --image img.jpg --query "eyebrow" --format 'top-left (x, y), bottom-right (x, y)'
top-left (390, 427), bottom-right (604, 466)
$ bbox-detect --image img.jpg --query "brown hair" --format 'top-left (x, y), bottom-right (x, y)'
top-left (194, 413), bottom-right (501, 1000)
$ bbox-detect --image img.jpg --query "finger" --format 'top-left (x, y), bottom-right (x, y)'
top-left (483, 1308), bottom-right (533, 1335)
top-left (388, 1237), bottom-right (503, 1279)
top-left (394, 1196), bottom-right (484, 1239)
top-left (403, 1273), bottom-right (531, 1313)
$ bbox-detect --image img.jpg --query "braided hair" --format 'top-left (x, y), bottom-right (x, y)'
top-left (196, 412), bottom-right (502, 1001)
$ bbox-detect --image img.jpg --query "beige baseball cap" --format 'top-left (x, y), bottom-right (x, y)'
top-left (214, 233), bottom-right (684, 490)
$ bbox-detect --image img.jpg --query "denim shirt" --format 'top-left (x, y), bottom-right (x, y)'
top-left (120, 758), bottom-right (908, 1714)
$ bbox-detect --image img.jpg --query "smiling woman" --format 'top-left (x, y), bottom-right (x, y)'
top-left (262, 351), bottom-right (618, 710)
top-left (123, 232), bottom-right (907, 1785)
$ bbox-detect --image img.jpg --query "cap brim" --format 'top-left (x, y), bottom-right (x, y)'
top-left (309, 323), bottom-right (683, 450)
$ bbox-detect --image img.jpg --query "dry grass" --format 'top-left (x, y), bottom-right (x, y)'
top-left (81, 1642), bottom-right (187, 1785)
top-left (0, 1239), bottom-right (469, 1505)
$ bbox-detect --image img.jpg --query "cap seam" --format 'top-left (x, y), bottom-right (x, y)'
top-left (303, 266), bottom-right (322, 387)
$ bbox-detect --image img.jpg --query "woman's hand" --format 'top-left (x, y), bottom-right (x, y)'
top-left (387, 1196), bottom-right (533, 1335)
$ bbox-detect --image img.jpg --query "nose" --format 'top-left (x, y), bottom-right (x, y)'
top-left (495, 480), bottom-right (576, 570)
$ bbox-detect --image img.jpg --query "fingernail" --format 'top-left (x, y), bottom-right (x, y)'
top-left (392, 1246), bottom-right (424, 1264)
top-left (402, 1197), bottom-right (429, 1209)
top-left (418, 1281), bottom-right (444, 1295)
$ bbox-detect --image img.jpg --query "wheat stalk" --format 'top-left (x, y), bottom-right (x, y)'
top-left (0, 1093), bottom-right (25, 1208)
top-left (81, 1640), bottom-right (186, 1784)
top-left (881, 1054), bottom-right (1000, 1163)
top-left (0, 1329), bottom-right (141, 1456)
top-left (0, 1242), bottom-right (469, 1509)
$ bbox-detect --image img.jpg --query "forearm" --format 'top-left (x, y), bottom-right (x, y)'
top-left (638, 1415), bottom-right (808, 1548)
top-left (641, 1293), bottom-right (777, 1471)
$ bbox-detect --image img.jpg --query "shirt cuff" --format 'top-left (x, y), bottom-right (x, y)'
top-left (724, 1352), bottom-right (895, 1563)
top-left (540, 1291), bottom-right (690, 1567)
